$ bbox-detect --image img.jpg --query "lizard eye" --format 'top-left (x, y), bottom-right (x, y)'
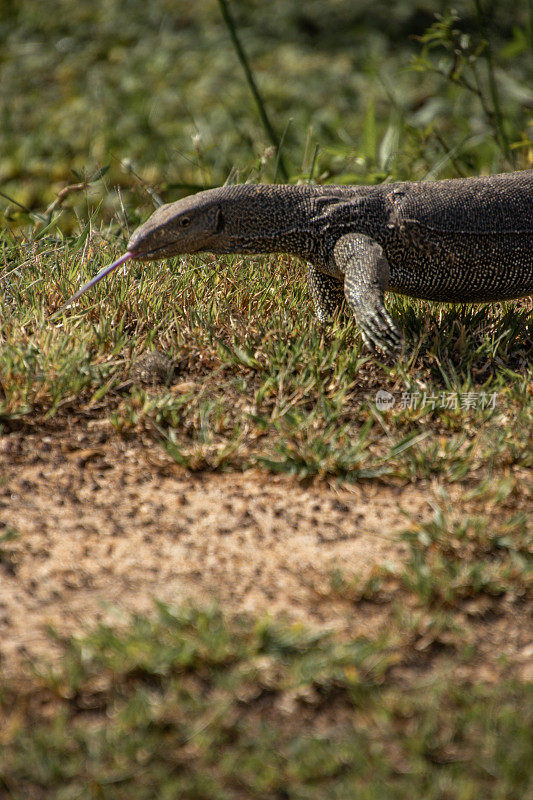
top-left (180, 216), bottom-right (191, 227)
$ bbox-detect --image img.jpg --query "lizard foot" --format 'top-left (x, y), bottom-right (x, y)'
top-left (357, 306), bottom-right (404, 354)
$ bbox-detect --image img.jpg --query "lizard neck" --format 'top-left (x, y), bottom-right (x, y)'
top-left (210, 184), bottom-right (317, 259)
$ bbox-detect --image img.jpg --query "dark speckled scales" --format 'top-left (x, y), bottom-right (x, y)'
top-left (125, 170), bottom-right (533, 352)
top-left (302, 171), bottom-right (533, 349)
top-left (306, 264), bottom-right (346, 321)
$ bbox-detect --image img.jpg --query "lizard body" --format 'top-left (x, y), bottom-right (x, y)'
top-left (70, 171), bottom-right (533, 351)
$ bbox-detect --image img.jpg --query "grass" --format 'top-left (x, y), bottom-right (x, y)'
top-left (1, 1), bottom-right (532, 797)
top-left (332, 483), bottom-right (532, 608)
top-left (0, 480), bottom-right (531, 796)
top-left (1, 228), bottom-right (531, 481)
top-left (1, 241), bottom-right (529, 797)
top-left (1, 600), bottom-right (532, 800)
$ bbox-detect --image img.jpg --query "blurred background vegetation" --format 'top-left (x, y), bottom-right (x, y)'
top-left (1, 0), bottom-right (532, 235)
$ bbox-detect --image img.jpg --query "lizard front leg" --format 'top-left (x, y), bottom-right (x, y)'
top-left (333, 233), bottom-right (403, 352)
top-left (306, 263), bottom-right (345, 322)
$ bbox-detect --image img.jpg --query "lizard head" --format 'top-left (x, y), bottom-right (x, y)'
top-left (61, 184), bottom-right (301, 310)
top-left (127, 191), bottom-right (223, 260)
top-left (60, 190), bottom-right (225, 309)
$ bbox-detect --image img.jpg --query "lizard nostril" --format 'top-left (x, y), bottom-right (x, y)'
top-left (180, 216), bottom-right (191, 227)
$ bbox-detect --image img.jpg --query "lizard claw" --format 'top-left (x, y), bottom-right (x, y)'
top-left (357, 306), bottom-right (404, 353)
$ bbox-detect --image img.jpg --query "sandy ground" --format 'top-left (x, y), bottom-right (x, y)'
top-left (1, 419), bottom-right (531, 681)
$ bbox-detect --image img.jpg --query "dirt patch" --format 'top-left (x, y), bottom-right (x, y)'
top-left (0, 419), bottom-right (531, 682)
top-left (0, 420), bottom-right (415, 668)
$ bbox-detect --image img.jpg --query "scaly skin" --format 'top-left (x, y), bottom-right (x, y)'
top-left (70, 172), bottom-right (533, 352)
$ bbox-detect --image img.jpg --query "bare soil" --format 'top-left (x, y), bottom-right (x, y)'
top-left (1, 418), bottom-right (531, 682)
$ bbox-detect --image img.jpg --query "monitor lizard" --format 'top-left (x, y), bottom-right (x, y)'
top-left (65, 170), bottom-right (533, 352)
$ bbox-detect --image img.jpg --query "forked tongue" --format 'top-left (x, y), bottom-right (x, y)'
top-left (60, 251), bottom-right (134, 310)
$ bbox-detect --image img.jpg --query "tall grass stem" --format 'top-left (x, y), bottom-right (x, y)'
top-left (217, 0), bottom-right (290, 182)
top-left (473, 0), bottom-right (512, 162)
